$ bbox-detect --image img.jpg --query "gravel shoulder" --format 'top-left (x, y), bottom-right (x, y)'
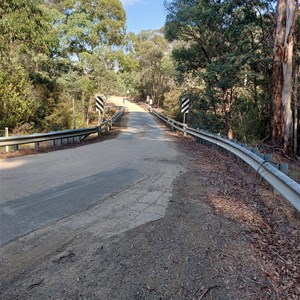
top-left (0, 113), bottom-right (299, 299)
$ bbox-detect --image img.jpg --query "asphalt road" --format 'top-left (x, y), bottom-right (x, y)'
top-left (1, 99), bottom-right (298, 300)
top-left (0, 98), bottom-right (183, 245)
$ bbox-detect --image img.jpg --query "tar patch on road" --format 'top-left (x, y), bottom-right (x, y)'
top-left (0, 167), bottom-right (142, 245)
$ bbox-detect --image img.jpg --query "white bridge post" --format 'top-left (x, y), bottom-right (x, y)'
top-left (5, 127), bottom-right (9, 152)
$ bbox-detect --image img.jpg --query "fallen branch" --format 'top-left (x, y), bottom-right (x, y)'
top-left (199, 285), bottom-right (219, 300)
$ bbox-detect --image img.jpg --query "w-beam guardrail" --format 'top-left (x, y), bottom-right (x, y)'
top-left (0, 106), bottom-right (125, 152)
top-left (147, 105), bottom-right (300, 212)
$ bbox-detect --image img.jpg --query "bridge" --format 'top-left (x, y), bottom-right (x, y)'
top-left (0, 97), bottom-right (299, 299)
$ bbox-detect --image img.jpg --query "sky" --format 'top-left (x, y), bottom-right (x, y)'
top-left (120, 0), bottom-right (167, 34)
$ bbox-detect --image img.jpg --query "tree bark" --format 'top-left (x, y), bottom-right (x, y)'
top-left (294, 66), bottom-right (298, 155)
top-left (293, 54), bottom-right (299, 156)
top-left (271, 0), bottom-right (286, 146)
top-left (271, 0), bottom-right (298, 155)
top-left (282, 0), bottom-right (298, 155)
top-left (223, 88), bottom-right (233, 140)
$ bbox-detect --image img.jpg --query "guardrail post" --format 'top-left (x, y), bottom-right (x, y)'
top-left (5, 127), bottom-right (9, 152)
top-left (98, 125), bottom-right (101, 137)
top-left (279, 163), bottom-right (289, 175)
top-left (170, 121), bottom-right (173, 131)
top-left (183, 124), bottom-right (187, 136)
top-left (35, 142), bottom-right (39, 150)
top-left (251, 147), bottom-right (259, 155)
top-left (13, 144), bottom-right (18, 152)
top-left (264, 154), bottom-right (272, 161)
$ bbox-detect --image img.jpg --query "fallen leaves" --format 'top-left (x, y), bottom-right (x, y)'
top-left (178, 136), bottom-right (300, 299)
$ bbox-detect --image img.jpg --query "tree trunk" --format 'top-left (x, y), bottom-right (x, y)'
top-left (294, 68), bottom-right (298, 155)
top-left (271, 0), bottom-right (298, 156)
top-left (209, 87), bottom-right (217, 115)
top-left (282, 0), bottom-right (298, 155)
top-left (293, 56), bottom-right (299, 156)
top-left (223, 88), bottom-right (233, 140)
top-left (271, 0), bottom-right (286, 146)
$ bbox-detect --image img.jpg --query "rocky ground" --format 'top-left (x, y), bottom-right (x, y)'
top-left (0, 109), bottom-right (299, 300)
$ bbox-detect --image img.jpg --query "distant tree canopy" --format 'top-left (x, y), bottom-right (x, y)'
top-left (130, 29), bottom-right (176, 107)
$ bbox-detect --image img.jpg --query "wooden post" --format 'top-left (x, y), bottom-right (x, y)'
top-left (5, 127), bottom-right (9, 152)
top-left (98, 110), bottom-right (102, 126)
top-left (72, 97), bottom-right (77, 129)
top-left (183, 124), bottom-right (187, 136)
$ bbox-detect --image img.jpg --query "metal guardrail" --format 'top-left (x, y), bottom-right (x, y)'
top-left (0, 106), bottom-right (125, 151)
top-left (147, 105), bottom-right (300, 212)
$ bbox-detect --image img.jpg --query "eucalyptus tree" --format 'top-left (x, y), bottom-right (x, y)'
top-left (271, 0), bottom-right (299, 155)
top-left (133, 29), bottom-right (176, 108)
top-left (48, 0), bottom-right (126, 124)
top-left (0, 0), bottom-right (58, 131)
top-left (0, 0), bottom-right (129, 132)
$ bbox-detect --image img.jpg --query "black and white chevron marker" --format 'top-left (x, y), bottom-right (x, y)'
top-left (181, 98), bottom-right (190, 113)
top-left (95, 96), bottom-right (105, 113)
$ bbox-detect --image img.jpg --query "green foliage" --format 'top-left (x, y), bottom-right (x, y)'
top-left (0, 0), bottom-right (280, 144)
top-left (0, 0), bottom-right (61, 132)
top-left (115, 71), bottom-right (136, 96)
top-left (0, 61), bottom-right (39, 130)
top-left (163, 87), bottom-right (181, 119)
top-left (232, 93), bottom-right (270, 143)
top-left (57, 0), bottom-right (126, 55)
top-left (0, 0), bottom-right (129, 133)
top-left (45, 102), bottom-right (72, 131)
top-left (132, 29), bottom-right (177, 107)
top-left (165, 0), bottom-right (275, 142)
top-left (192, 112), bottom-right (225, 134)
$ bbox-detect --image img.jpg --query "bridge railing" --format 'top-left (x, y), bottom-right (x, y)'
top-left (0, 106), bottom-right (125, 152)
top-left (148, 105), bottom-right (300, 212)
